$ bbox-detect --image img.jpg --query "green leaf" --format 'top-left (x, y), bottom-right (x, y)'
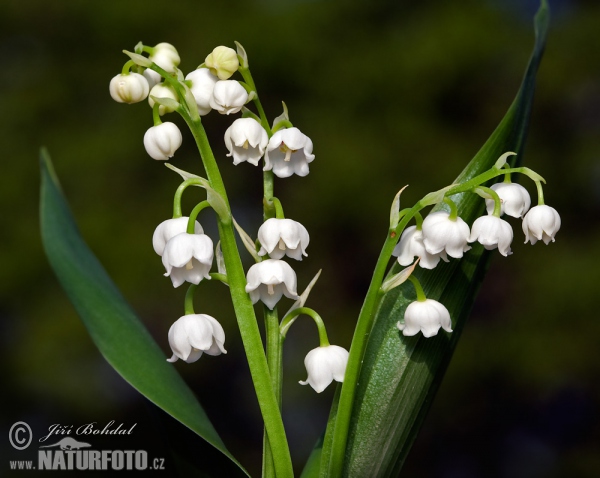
top-left (39, 149), bottom-right (248, 477)
top-left (323, 2), bottom-right (550, 476)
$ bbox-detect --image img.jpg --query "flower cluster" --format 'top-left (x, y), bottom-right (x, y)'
top-left (392, 164), bottom-right (560, 339)
top-left (109, 41), bottom-right (346, 393)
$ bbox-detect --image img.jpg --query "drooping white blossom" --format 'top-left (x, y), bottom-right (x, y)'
top-left (224, 118), bottom-right (269, 166)
top-left (264, 127), bottom-right (315, 178)
top-left (148, 83), bottom-right (178, 115)
top-left (149, 42), bottom-right (180, 73)
top-left (522, 205), bottom-right (561, 245)
top-left (469, 215), bottom-right (514, 256)
top-left (167, 314), bottom-right (226, 363)
top-left (109, 73), bottom-right (149, 104)
top-left (245, 259), bottom-right (299, 310)
top-left (209, 80), bottom-right (248, 115)
top-left (143, 122), bottom-right (182, 160)
top-left (186, 68), bottom-right (219, 116)
top-left (397, 299), bottom-right (453, 338)
top-left (393, 225), bottom-right (449, 269)
top-left (257, 218), bottom-right (310, 260)
top-left (162, 233), bottom-right (214, 288)
top-left (153, 217), bottom-right (203, 256)
top-left (204, 46), bottom-right (239, 80)
top-left (485, 182), bottom-right (531, 218)
top-left (299, 345), bottom-right (349, 393)
top-left (422, 211), bottom-right (471, 259)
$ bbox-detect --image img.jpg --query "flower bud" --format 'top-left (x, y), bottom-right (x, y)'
top-left (205, 46), bottom-right (239, 80)
top-left (186, 68), bottom-right (218, 116)
top-left (149, 42), bottom-right (180, 73)
top-left (143, 69), bottom-right (162, 90)
top-left (143, 122), bottom-right (182, 160)
top-left (148, 83), bottom-right (178, 115)
top-left (485, 182), bottom-right (531, 218)
top-left (209, 80), bottom-right (248, 115)
top-left (109, 73), bottom-right (149, 104)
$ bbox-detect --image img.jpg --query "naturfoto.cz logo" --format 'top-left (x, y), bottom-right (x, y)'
top-left (8, 421), bottom-right (166, 472)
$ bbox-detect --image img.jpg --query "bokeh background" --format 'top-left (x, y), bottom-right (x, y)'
top-left (2, 0), bottom-right (599, 476)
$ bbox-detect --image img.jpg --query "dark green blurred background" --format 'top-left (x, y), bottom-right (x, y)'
top-left (2, 0), bottom-right (599, 476)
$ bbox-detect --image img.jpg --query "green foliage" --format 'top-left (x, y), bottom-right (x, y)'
top-left (39, 149), bottom-right (247, 477)
top-left (340, 3), bottom-right (550, 476)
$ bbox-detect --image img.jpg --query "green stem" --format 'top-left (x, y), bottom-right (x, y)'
top-left (121, 60), bottom-right (136, 75)
top-left (172, 178), bottom-right (207, 218)
top-left (445, 166), bottom-right (544, 196)
top-left (324, 201), bottom-right (422, 476)
top-left (262, 306), bottom-right (282, 478)
top-left (209, 273), bottom-right (228, 284)
top-left (152, 103), bottom-right (162, 126)
top-left (475, 186), bottom-right (502, 217)
top-left (443, 197), bottom-right (459, 220)
top-left (407, 276), bottom-right (426, 302)
top-left (187, 200), bottom-right (211, 234)
top-left (280, 307), bottom-right (330, 346)
top-left (272, 197), bottom-right (285, 219)
top-left (414, 211), bottom-right (424, 230)
top-left (181, 113), bottom-right (293, 478)
top-left (184, 284), bottom-right (198, 315)
top-left (535, 180), bottom-right (545, 205)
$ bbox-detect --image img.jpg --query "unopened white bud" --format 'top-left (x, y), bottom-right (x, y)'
top-left (149, 42), bottom-right (180, 73)
top-left (109, 73), bottom-right (149, 104)
top-left (186, 68), bottom-right (218, 116)
top-left (205, 46), bottom-right (239, 80)
top-left (143, 122), bottom-right (182, 160)
top-left (148, 84), bottom-right (178, 115)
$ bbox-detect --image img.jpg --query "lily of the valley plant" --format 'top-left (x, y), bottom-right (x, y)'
top-left (40, 2), bottom-right (554, 476)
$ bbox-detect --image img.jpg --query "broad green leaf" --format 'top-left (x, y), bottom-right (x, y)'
top-left (326, 2), bottom-right (550, 476)
top-left (39, 150), bottom-right (247, 477)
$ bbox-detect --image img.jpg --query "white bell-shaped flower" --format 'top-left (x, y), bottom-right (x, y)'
top-left (245, 259), bottom-right (299, 310)
top-left (148, 83), bottom-right (178, 115)
top-left (299, 345), bottom-right (349, 393)
top-left (422, 211), bottom-right (471, 259)
top-left (209, 80), bottom-right (248, 115)
top-left (397, 299), bottom-right (453, 338)
top-left (205, 46), bottom-right (239, 80)
top-left (186, 68), bottom-right (218, 116)
top-left (258, 218), bottom-right (310, 261)
top-left (393, 225), bottom-right (449, 269)
top-left (264, 127), bottom-right (315, 178)
top-left (149, 42), bottom-right (180, 73)
top-left (152, 217), bottom-right (203, 256)
top-left (162, 233), bottom-right (214, 288)
top-left (224, 118), bottom-right (269, 166)
top-left (143, 122), bottom-right (182, 160)
top-left (469, 215), bottom-right (513, 256)
top-left (167, 314), bottom-right (226, 363)
top-left (485, 182), bottom-right (531, 218)
top-left (522, 205), bottom-right (561, 245)
top-left (109, 73), bottom-right (149, 104)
